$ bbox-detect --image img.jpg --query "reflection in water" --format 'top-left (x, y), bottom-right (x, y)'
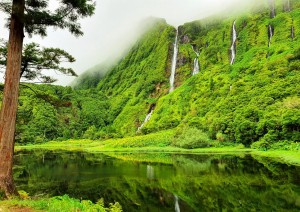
top-left (174, 194), bottom-right (180, 212)
top-left (13, 151), bottom-right (300, 212)
top-left (147, 165), bottom-right (154, 180)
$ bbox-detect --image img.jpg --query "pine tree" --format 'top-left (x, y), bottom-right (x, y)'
top-left (0, 0), bottom-right (95, 198)
top-left (0, 40), bottom-right (77, 83)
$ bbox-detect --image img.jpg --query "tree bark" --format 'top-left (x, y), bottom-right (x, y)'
top-left (0, 0), bottom-right (25, 198)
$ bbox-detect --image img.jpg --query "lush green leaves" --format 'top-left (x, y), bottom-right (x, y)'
top-left (0, 40), bottom-right (76, 83)
top-left (0, 0), bottom-right (95, 37)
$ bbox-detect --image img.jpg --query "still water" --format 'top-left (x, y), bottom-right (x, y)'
top-left (13, 150), bottom-right (300, 211)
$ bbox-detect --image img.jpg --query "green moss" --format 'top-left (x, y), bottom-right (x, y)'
top-left (0, 195), bottom-right (122, 212)
top-left (145, 2), bottom-right (300, 147)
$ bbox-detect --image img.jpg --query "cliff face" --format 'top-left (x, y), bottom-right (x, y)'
top-left (73, 0), bottom-right (300, 146)
top-left (142, 0), bottom-right (300, 146)
top-left (95, 19), bottom-right (175, 136)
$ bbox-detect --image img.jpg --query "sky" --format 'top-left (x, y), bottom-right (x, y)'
top-left (0, 0), bottom-right (253, 86)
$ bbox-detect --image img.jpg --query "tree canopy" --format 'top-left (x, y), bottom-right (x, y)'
top-left (0, 0), bottom-right (96, 198)
top-left (0, 40), bottom-right (77, 83)
top-left (0, 0), bottom-right (95, 37)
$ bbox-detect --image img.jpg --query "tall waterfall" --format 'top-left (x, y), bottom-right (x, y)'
top-left (269, 0), bottom-right (276, 18)
top-left (191, 46), bottom-right (200, 75)
top-left (137, 109), bottom-right (154, 132)
top-left (146, 165), bottom-right (154, 180)
top-left (230, 21), bottom-right (237, 65)
top-left (283, 0), bottom-right (291, 12)
top-left (268, 25), bottom-right (274, 47)
top-left (169, 29), bottom-right (179, 93)
top-left (291, 26), bottom-right (295, 40)
top-left (174, 195), bottom-right (180, 212)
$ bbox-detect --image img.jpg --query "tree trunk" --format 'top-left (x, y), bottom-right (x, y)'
top-left (0, 0), bottom-right (25, 198)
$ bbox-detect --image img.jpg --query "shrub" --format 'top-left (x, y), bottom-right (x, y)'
top-left (251, 139), bottom-right (270, 151)
top-left (172, 127), bottom-right (211, 149)
top-left (216, 132), bottom-right (227, 142)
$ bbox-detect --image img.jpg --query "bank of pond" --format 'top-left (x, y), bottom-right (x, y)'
top-left (1, 149), bottom-right (299, 211)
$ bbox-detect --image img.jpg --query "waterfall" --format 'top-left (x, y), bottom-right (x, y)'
top-left (268, 25), bottom-right (274, 47)
top-left (146, 165), bottom-right (154, 179)
top-left (291, 26), bottom-right (295, 41)
top-left (191, 46), bottom-right (200, 75)
top-left (174, 195), bottom-right (180, 212)
top-left (283, 0), bottom-right (291, 12)
top-left (230, 21), bottom-right (237, 65)
top-left (269, 0), bottom-right (276, 18)
top-left (137, 109), bottom-right (154, 132)
top-left (191, 45), bottom-right (199, 57)
top-left (169, 29), bottom-right (179, 93)
top-left (192, 58), bottom-right (200, 75)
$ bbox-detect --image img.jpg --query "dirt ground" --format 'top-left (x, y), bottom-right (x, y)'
top-left (0, 206), bottom-right (35, 212)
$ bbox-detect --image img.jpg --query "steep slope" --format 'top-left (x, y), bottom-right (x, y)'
top-left (72, 62), bottom-right (114, 90)
top-left (95, 19), bottom-right (175, 136)
top-left (143, 0), bottom-right (300, 147)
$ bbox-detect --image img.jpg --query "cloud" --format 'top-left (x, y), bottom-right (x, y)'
top-left (0, 0), bottom-right (254, 85)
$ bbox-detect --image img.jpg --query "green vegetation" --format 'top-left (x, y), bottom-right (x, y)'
top-left (96, 18), bottom-right (175, 136)
top-left (13, 84), bottom-right (112, 144)
top-left (4, 1), bottom-right (298, 151)
top-left (0, 0), bottom-right (299, 209)
top-left (144, 1), bottom-right (300, 148)
top-left (0, 194), bottom-right (122, 212)
top-left (7, 150), bottom-right (300, 211)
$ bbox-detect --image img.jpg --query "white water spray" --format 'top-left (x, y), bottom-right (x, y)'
top-left (191, 46), bottom-right (200, 75)
top-left (174, 195), bottom-right (180, 212)
top-left (192, 58), bottom-right (200, 75)
top-left (147, 165), bottom-right (154, 180)
top-left (268, 25), bottom-right (273, 47)
top-left (230, 21), bottom-right (237, 65)
top-left (191, 45), bottom-right (199, 57)
top-left (169, 29), bottom-right (179, 93)
top-left (269, 0), bottom-right (276, 18)
top-left (284, 0), bottom-right (291, 12)
top-left (291, 26), bottom-right (295, 40)
top-left (137, 109), bottom-right (154, 132)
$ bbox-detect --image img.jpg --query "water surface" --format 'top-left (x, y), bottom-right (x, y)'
top-left (13, 150), bottom-right (300, 211)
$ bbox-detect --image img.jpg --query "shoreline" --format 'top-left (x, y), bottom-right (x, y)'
top-left (15, 141), bottom-right (300, 166)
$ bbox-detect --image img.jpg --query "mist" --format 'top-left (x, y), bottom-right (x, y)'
top-left (0, 0), bottom-right (255, 85)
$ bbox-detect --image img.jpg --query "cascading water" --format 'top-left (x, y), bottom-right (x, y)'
top-left (191, 46), bottom-right (200, 75)
top-left (230, 21), bottom-right (237, 65)
top-left (174, 195), bottom-right (180, 212)
top-left (268, 25), bottom-right (274, 47)
top-left (146, 165), bottom-right (154, 180)
top-left (269, 0), bottom-right (276, 18)
top-left (169, 29), bottom-right (179, 93)
top-left (192, 58), bottom-right (200, 75)
top-left (291, 26), bottom-right (295, 40)
top-left (283, 0), bottom-right (291, 12)
top-left (137, 109), bottom-right (154, 132)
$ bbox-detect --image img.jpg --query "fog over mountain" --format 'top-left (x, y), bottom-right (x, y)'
top-left (0, 0), bottom-right (253, 85)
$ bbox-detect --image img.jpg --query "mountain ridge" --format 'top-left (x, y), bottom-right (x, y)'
top-left (12, 0), bottom-right (300, 148)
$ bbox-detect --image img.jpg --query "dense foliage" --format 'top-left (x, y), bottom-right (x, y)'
top-left (13, 84), bottom-right (111, 144)
top-left (95, 19), bottom-right (175, 136)
top-left (0, 194), bottom-right (122, 211)
top-left (6, 0), bottom-right (300, 148)
top-left (144, 0), bottom-right (300, 148)
top-left (0, 40), bottom-right (77, 83)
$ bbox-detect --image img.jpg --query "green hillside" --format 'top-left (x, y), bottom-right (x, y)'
top-left (95, 18), bottom-right (175, 136)
top-left (10, 0), bottom-right (300, 149)
top-left (143, 0), bottom-right (300, 148)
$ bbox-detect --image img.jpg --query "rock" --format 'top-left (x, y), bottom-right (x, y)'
top-left (181, 35), bottom-right (190, 44)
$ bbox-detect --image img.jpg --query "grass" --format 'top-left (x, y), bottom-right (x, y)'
top-left (16, 130), bottom-right (300, 166)
top-left (0, 194), bottom-right (122, 212)
top-left (251, 150), bottom-right (300, 166)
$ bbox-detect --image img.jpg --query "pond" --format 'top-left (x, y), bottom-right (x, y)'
top-left (13, 150), bottom-right (300, 211)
